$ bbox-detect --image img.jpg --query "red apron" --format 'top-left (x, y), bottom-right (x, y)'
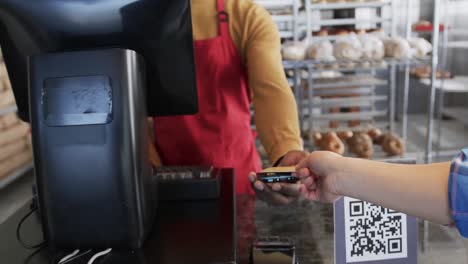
top-left (153, 0), bottom-right (262, 194)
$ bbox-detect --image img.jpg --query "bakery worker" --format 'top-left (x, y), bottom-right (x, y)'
top-left (149, 0), bottom-right (307, 202)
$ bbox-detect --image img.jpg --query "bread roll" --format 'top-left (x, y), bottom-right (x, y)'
top-left (307, 41), bottom-right (335, 61)
top-left (282, 41), bottom-right (306, 61)
top-left (360, 35), bottom-right (385, 60)
top-left (335, 29), bottom-right (349, 36)
top-left (368, 128), bottom-right (383, 143)
top-left (409, 38), bottom-right (432, 59)
top-left (347, 133), bottom-right (374, 159)
top-left (381, 133), bottom-right (405, 156)
top-left (384, 37), bottom-right (412, 59)
top-left (337, 130), bottom-right (353, 140)
top-left (313, 29), bottom-right (328, 36)
top-left (318, 132), bottom-right (345, 155)
top-left (333, 33), bottom-right (363, 60)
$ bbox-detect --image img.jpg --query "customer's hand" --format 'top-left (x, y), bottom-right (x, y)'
top-left (248, 172), bottom-right (302, 206)
top-left (249, 150), bottom-right (308, 206)
top-left (295, 151), bottom-right (343, 203)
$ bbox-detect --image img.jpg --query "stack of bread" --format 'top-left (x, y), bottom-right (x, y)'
top-left (310, 128), bottom-right (405, 159)
top-left (0, 61), bottom-right (33, 180)
top-left (281, 35), bottom-right (432, 65)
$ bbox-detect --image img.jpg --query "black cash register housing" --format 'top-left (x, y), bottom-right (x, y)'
top-left (0, 0), bottom-right (198, 250)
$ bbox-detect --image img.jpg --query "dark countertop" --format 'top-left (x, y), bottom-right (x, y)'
top-left (1, 192), bottom-right (467, 263)
top-left (237, 195), bottom-right (468, 264)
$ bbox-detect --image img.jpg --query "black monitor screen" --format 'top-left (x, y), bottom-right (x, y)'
top-left (0, 0), bottom-right (198, 121)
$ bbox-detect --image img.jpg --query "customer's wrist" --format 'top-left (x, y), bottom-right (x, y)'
top-left (332, 155), bottom-right (349, 197)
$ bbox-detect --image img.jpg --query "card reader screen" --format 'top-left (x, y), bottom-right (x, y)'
top-left (43, 75), bottom-right (112, 126)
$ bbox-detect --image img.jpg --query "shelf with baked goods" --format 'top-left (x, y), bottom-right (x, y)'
top-left (301, 129), bottom-right (409, 161)
top-left (0, 161), bottom-right (33, 190)
top-left (300, 119), bottom-right (416, 161)
top-left (278, 16), bottom-right (391, 29)
top-left (307, 75), bottom-right (387, 89)
top-left (256, 0), bottom-right (302, 41)
top-left (255, 0), bottom-right (296, 9)
top-left (309, 32), bottom-right (387, 42)
top-left (287, 72), bottom-right (387, 86)
top-left (316, 17), bottom-right (390, 27)
top-left (279, 31), bottom-right (295, 39)
top-left (418, 76), bottom-right (468, 93)
top-left (282, 57), bottom-right (429, 71)
top-left (303, 120), bottom-right (388, 133)
top-left (308, 86), bottom-right (376, 96)
top-left (308, 110), bottom-right (387, 121)
top-left (441, 107), bottom-right (468, 126)
top-left (309, 0), bottom-right (391, 10)
top-left (307, 94), bottom-right (388, 107)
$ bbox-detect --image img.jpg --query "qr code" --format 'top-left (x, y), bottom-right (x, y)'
top-left (344, 197), bottom-right (407, 262)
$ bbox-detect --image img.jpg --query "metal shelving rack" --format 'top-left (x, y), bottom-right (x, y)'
top-left (262, 0), bottom-right (424, 159)
top-left (432, 0), bottom-right (468, 161)
top-left (253, 0), bottom-right (438, 163)
top-left (256, 0), bottom-right (302, 40)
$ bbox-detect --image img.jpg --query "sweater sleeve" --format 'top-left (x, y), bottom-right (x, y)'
top-left (242, 4), bottom-right (303, 164)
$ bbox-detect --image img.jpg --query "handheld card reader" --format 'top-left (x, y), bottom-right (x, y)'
top-left (257, 166), bottom-right (299, 184)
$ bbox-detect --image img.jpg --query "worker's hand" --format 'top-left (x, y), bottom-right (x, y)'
top-left (248, 172), bottom-right (302, 206)
top-left (248, 150), bottom-right (308, 206)
top-left (147, 117), bottom-right (162, 168)
top-left (278, 150), bottom-right (309, 166)
top-left (148, 141), bottom-right (162, 168)
top-left (295, 151), bottom-right (343, 203)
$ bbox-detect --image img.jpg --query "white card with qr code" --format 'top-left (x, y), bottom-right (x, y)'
top-left (344, 197), bottom-right (407, 262)
top-left (334, 197), bottom-right (417, 264)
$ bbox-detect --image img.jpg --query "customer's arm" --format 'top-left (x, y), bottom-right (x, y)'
top-left (296, 151), bottom-right (452, 225)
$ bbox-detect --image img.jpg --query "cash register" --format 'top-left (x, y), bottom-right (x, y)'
top-left (0, 0), bottom-right (231, 261)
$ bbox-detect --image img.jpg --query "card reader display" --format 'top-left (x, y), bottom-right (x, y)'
top-left (43, 75), bottom-right (112, 126)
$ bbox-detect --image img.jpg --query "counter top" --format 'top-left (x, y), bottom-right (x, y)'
top-left (1, 193), bottom-right (467, 263)
top-left (237, 195), bottom-right (468, 264)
